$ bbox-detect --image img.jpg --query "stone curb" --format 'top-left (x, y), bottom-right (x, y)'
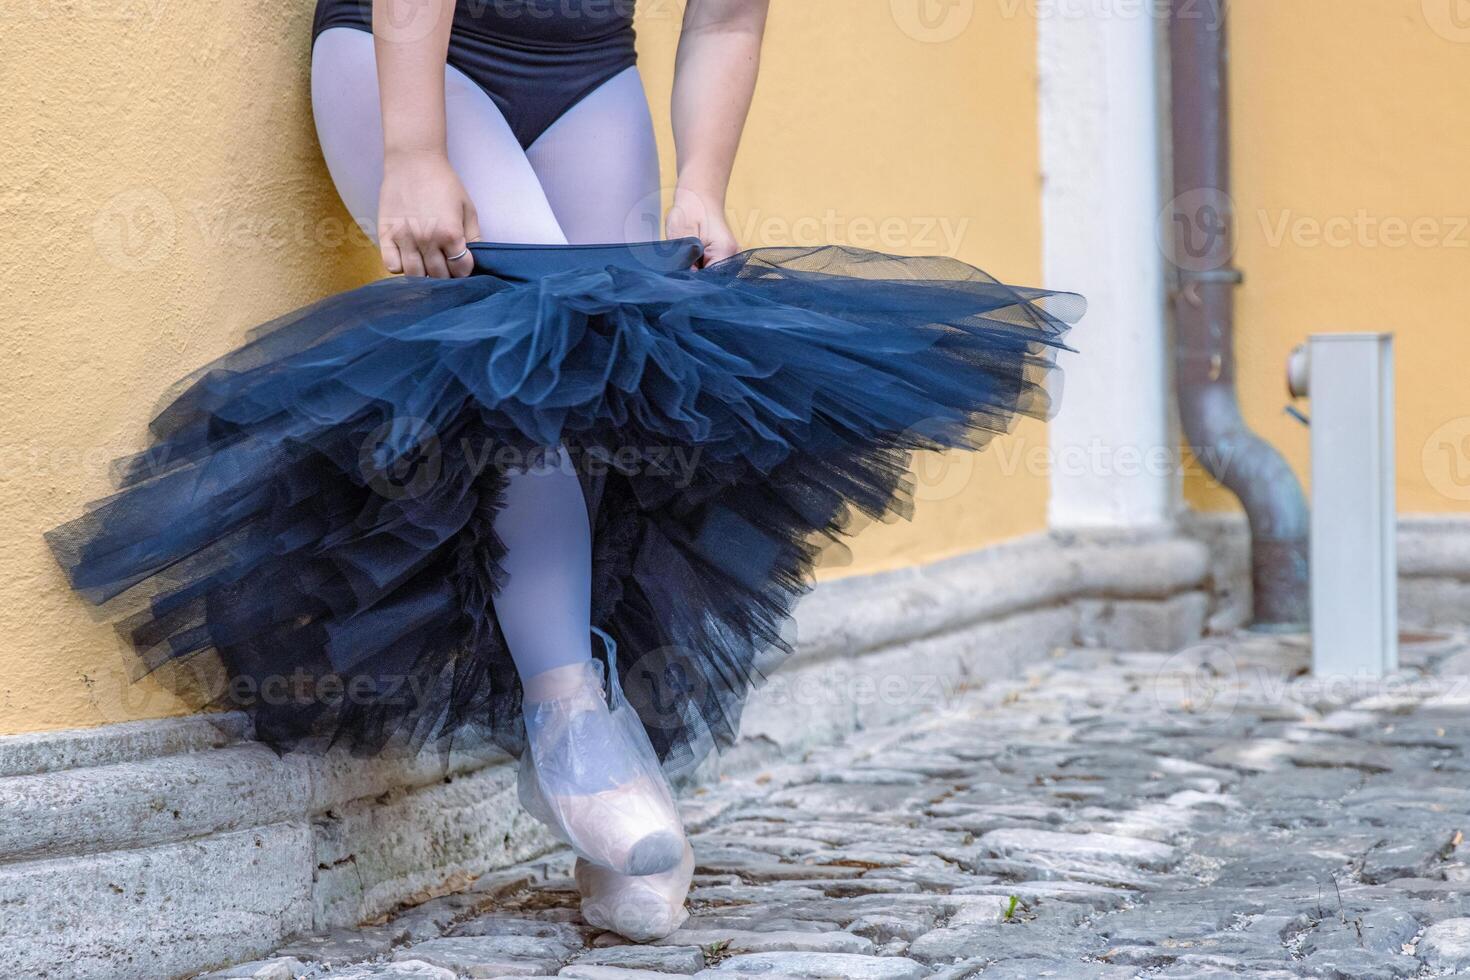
top-left (1182, 512), bottom-right (1470, 633)
top-left (789, 528), bottom-right (1208, 669)
top-left (0, 711), bottom-right (249, 779)
top-left (1, 527), bottom-right (1214, 979)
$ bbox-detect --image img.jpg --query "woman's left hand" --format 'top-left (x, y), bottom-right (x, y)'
top-left (666, 185), bottom-right (740, 267)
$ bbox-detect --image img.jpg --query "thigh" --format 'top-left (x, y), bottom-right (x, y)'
top-left (525, 67), bottom-right (662, 245)
top-left (310, 27), bottom-right (567, 245)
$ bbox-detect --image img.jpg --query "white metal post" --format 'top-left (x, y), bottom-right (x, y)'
top-left (1307, 333), bottom-right (1397, 678)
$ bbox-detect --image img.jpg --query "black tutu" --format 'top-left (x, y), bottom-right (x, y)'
top-left (47, 240), bottom-right (1082, 776)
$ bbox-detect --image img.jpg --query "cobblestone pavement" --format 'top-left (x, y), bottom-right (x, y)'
top-left (204, 632), bottom-right (1470, 980)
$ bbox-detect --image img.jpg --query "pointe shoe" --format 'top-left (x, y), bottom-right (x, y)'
top-left (520, 760), bottom-right (686, 875)
top-left (519, 641), bottom-right (687, 876)
top-left (576, 840), bottom-right (694, 942)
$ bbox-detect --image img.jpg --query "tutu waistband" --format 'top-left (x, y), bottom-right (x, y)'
top-left (468, 239), bottom-right (703, 280)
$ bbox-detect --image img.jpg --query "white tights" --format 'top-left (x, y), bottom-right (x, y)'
top-left (311, 27), bottom-right (661, 682)
top-left (312, 28), bottom-right (662, 248)
top-left (312, 31), bottom-right (694, 933)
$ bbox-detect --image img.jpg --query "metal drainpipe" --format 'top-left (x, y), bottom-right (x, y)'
top-left (1168, 0), bottom-right (1309, 628)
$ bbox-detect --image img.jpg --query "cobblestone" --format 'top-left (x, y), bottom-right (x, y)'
top-left (1417, 917), bottom-right (1470, 970)
top-left (201, 631), bottom-right (1470, 978)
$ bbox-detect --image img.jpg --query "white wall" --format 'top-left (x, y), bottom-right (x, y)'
top-left (1039, 6), bottom-right (1176, 529)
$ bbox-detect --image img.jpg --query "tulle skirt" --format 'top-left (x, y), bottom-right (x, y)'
top-left (47, 240), bottom-right (1082, 776)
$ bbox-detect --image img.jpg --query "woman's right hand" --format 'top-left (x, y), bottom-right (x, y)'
top-left (377, 149), bottom-right (480, 278)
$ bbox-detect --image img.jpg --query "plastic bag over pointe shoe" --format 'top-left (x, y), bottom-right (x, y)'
top-left (576, 839), bottom-right (694, 943)
top-left (519, 628), bottom-right (687, 876)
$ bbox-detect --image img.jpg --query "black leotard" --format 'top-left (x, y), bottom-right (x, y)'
top-left (312, 0), bottom-right (638, 150)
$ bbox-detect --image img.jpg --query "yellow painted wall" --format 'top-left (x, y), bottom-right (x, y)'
top-left (1185, 0), bottom-right (1470, 514)
top-left (639, 3), bottom-right (1047, 577)
top-left (0, 2), bottom-right (1045, 735)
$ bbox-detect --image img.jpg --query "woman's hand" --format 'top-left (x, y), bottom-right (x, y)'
top-left (670, 0), bottom-right (768, 267)
top-left (371, 0), bottom-right (472, 278)
top-left (666, 185), bottom-right (740, 267)
top-left (378, 149), bottom-right (480, 278)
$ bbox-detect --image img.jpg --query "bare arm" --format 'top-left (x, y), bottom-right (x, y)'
top-left (373, 0), bottom-right (479, 278)
top-left (666, 0), bottom-right (769, 265)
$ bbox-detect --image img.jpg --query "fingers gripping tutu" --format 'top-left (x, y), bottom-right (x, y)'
top-left (45, 241), bottom-right (1082, 776)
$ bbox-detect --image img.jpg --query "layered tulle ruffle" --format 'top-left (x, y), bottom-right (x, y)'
top-left (47, 241), bottom-right (1082, 776)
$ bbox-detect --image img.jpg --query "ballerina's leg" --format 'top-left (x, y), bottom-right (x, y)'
top-left (310, 28), bottom-right (686, 885)
top-left (524, 65), bottom-right (699, 926)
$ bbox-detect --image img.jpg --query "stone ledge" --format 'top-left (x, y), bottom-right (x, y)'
top-left (0, 743), bottom-right (308, 863)
top-left (310, 758), bottom-right (546, 928)
top-left (1, 822), bottom-right (314, 980)
top-left (290, 737), bottom-right (516, 814)
top-left (0, 711), bottom-right (248, 779)
top-left (1400, 515), bottom-right (1470, 578)
top-left (1, 527), bottom-right (1211, 979)
top-left (1181, 511), bottom-right (1470, 632)
top-left (789, 528), bottom-right (1208, 669)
